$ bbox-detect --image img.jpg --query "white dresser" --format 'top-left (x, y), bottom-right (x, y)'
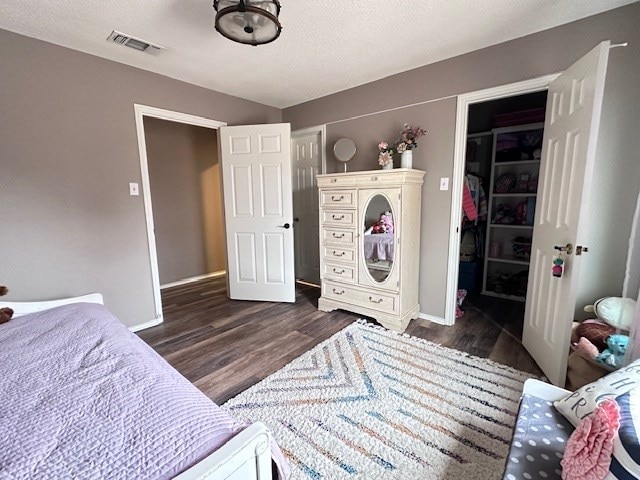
top-left (317, 169), bottom-right (425, 332)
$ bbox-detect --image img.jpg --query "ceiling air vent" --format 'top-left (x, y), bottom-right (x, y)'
top-left (106, 30), bottom-right (164, 53)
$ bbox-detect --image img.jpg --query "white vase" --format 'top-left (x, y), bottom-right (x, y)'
top-left (401, 150), bottom-right (413, 169)
top-left (382, 163), bottom-right (393, 170)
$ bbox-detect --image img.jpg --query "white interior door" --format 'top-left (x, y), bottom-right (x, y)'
top-left (523, 41), bottom-right (611, 386)
top-left (220, 123), bottom-right (295, 302)
top-left (291, 131), bottom-right (322, 284)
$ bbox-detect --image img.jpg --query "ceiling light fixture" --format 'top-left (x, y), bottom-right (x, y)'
top-left (213, 0), bottom-right (282, 46)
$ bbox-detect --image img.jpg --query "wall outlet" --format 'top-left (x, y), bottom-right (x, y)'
top-left (440, 177), bottom-right (449, 191)
top-left (129, 182), bottom-right (139, 196)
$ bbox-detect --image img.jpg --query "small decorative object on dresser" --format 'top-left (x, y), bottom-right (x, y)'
top-left (317, 169), bottom-right (425, 332)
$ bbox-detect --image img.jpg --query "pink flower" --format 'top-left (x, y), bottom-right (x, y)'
top-left (561, 399), bottom-right (620, 480)
top-left (378, 141), bottom-right (388, 150)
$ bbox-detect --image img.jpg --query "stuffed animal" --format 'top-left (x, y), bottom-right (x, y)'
top-left (573, 336), bottom-right (600, 361)
top-left (379, 211), bottom-right (394, 234)
top-left (0, 285), bottom-right (13, 325)
top-left (575, 319), bottom-right (617, 351)
top-left (584, 296), bottom-right (636, 332)
top-left (596, 334), bottom-right (629, 368)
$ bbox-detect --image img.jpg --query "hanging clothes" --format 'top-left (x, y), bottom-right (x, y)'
top-left (462, 177), bottom-right (478, 221)
top-left (466, 174), bottom-right (487, 222)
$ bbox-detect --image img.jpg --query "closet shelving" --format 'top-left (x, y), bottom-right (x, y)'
top-left (481, 123), bottom-right (544, 301)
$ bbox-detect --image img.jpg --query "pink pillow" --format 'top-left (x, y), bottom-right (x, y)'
top-left (561, 399), bottom-right (620, 480)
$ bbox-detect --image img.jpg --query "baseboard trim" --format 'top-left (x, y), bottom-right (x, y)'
top-left (295, 279), bottom-right (321, 288)
top-left (160, 270), bottom-right (226, 289)
top-left (417, 312), bottom-right (450, 326)
top-left (129, 317), bottom-right (163, 332)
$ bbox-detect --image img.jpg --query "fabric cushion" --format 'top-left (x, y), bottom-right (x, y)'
top-left (610, 388), bottom-right (640, 479)
top-left (561, 399), bottom-right (620, 479)
top-left (555, 359), bottom-right (640, 427)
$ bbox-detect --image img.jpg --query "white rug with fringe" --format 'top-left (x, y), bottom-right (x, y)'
top-left (223, 320), bottom-right (532, 480)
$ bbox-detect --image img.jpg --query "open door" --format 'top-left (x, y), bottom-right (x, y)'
top-left (219, 123), bottom-right (295, 302)
top-left (523, 41), bottom-right (611, 386)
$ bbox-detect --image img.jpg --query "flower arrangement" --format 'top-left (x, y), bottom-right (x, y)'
top-left (378, 123), bottom-right (427, 167)
top-left (377, 141), bottom-right (394, 167)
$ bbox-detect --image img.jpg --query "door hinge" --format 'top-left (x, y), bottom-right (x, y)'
top-left (576, 245), bottom-right (589, 256)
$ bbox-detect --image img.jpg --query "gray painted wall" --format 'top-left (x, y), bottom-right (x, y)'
top-left (284, 3), bottom-right (640, 319)
top-left (0, 29), bottom-right (280, 328)
top-left (145, 118), bottom-right (225, 285)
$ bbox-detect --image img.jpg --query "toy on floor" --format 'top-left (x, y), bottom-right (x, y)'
top-left (0, 286), bottom-right (13, 324)
top-left (596, 334), bottom-right (629, 368)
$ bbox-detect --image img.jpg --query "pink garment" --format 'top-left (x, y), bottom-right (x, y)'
top-left (561, 398), bottom-right (620, 480)
top-left (462, 183), bottom-right (478, 221)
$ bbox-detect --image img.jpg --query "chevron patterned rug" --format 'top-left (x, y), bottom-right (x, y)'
top-left (223, 320), bottom-right (532, 480)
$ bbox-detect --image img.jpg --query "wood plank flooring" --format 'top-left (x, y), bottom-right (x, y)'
top-left (138, 277), bottom-right (542, 404)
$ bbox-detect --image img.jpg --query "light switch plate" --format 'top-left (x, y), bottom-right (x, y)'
top-left (129, 182), bottom-right (139, 196)
top-left (440, 177), bottom-right (449, 191)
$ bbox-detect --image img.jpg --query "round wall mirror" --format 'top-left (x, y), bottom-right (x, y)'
top-left (362, 194), bottom-right (394, 283)
top-left (333, 138), bottom-right (356, 171)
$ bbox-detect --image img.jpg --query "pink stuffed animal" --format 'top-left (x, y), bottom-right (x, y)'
top-left (379, 212), bottom-right (394, 234)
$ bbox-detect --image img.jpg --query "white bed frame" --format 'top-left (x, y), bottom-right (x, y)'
top-left (0, 294), bottom-right (276, 480)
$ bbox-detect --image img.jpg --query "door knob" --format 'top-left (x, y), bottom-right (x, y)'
top-left (554, 243), bottom-right (573, 254)
top-left (280, 223), bottom-right (291, 229)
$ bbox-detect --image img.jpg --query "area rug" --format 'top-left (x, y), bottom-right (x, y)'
top-left (223, 320), bottom-right (533, 479)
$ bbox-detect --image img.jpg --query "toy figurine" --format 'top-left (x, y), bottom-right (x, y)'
top-left (552, 256), bottom-right (564, 277)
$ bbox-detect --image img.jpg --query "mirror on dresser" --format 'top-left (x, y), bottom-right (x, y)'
top-left (362, 194), bottom-right (394, 283)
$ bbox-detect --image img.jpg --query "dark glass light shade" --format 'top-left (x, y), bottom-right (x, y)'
top-left (214, 0), bottom-right (282, 46)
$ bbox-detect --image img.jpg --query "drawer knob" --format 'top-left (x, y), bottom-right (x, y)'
top-left (333, 268), bottom-right (345, 274)
top-left (332, 251), bottom-right (344, 257)
top-left (332, 233), bottom-right (345, 239)
top-left (332, 214), bottom-right (345, 220)
top-left (333, 288), bottom-right (345, 295)
top-left (369, 296), bottom-right (383, 304)
top-left (331, 195), bottom-right (344, 201)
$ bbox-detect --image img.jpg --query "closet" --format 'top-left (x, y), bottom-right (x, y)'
top-left (458, 92), bottom-right (547, 320)
top-left (317, 169), bottom-right (425, 332)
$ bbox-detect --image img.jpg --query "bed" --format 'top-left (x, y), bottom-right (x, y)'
top-left (363, 232), bottom-right (394, 262)
top-left (0, 294), bottom-right (289, 480)
top-left (502, 379), bottom-right (573, 480)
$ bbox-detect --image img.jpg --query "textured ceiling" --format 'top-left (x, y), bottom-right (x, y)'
top-left (0, 0), bottom-right (636, 108)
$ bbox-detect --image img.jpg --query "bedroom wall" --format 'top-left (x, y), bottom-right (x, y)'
top-left (283, 3), bottom-right (640, 321)
top-left (144, 118), bottom-right (225, 285)
top-left (0, 29), bottom-right (280, 328)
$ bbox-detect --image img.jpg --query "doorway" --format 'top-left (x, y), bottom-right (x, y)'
top-left (134, 105), bottom-right (226, 327)
top-left (457, 91), bottom-right (548, 336)
top-left (291, 126), bottom-right (326, 286)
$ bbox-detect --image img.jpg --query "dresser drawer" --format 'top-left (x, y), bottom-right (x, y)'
top-left (321, 209), bottom-right (355, 227)
top-left (323, 263), bottom-right (356, 283)
top-left (320, 190), bottom-right (355, 208)
top-left (322, 227), bottom-right (355, 246)
top-left (322, 246), bottom-right (355, 264)
top-left (317, 175), bottom-right (357, 188)
top-left (324, 281), bottom-right (398, 315)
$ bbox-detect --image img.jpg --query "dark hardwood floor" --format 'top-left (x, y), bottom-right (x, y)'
top-left (138, 277), bottom-right (542, 404)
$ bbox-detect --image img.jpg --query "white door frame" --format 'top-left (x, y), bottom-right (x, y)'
top-left (291, 124), bottom-right (327, 174)
top-left (444, 74), bottom-right (559, 326)
top-left (133, 104), bottom-right (227, 329)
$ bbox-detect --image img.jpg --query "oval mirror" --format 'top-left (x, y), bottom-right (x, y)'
top-left (333, 138), bottom-right (356, 171)
top-left (362, 194), bottom-right (394, 283)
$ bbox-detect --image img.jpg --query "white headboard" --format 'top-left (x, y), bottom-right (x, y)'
top-left (0, 293), bottom-right (104, 318)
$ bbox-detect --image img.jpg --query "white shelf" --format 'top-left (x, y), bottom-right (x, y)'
top-left (489, 224), bottom-right (534, 229)
top-left (492, 193), bottom-right (537, 197)
top-left (494, 160), bottom-right (541, 166)
top-left (482, 123), bottom-right (543, 300)
top-left (487, 256), bottom-right (530, 266)
top-left (481, 290), bottom-right (526, 302)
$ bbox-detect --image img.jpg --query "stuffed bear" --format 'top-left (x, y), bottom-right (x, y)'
top-left (584, 296), bottom-right (636, 332)
top-left (596, 334), bottom-right (629, 368)
top-left (379, 211), bottom-right (394, 234)
top-left (0, 285), bottom-right (13, 324)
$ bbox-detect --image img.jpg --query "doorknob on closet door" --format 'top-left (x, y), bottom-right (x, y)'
top-left (279, 223), bottom-right (291, 229)
top-left (554, 243), bottom-right (573, 254)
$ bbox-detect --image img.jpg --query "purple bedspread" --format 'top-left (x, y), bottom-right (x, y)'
top-left (0, 303), bottom-right (278, 479)
top-left (363, 233), bottom-right (395, 261)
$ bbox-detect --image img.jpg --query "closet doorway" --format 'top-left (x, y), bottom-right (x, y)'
top-left (457, 91), bottom-right (548, 336)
